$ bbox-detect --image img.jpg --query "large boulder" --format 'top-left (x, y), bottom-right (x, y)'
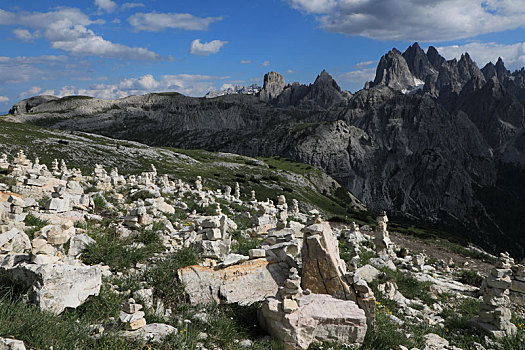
top-left (301, 222), bottom-right (355, 300)
top-left (1, 262), bottom-right (102, 314)
top-left (178, 258), bottom-right (288, 305)
top-left (259, 293), bottom-right (367, 350)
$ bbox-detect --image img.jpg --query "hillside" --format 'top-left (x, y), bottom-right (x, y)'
top-left (7, 44), bottom-right (525, 259)
top-left (0, 123), bottom-right (524, 350)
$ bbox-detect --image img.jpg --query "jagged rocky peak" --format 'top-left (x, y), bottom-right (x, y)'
top-left (372, 48), bottom-right (416, 90)
top-left (495, 57), bottom-right (510, 82)
top-left (458, 53), bottom-right (486, 85)
top-left (305, 70), bottom-right (350, 108)
top-left (402, 42), bottom-right (437, 80)
top-left (426, 46), bottom-right (446, 70)
top-left (259, 71), bottom-right (286, 102)
top-left (481, 61), bottom-right (497, 80)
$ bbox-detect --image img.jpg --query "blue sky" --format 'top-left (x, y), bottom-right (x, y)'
top-left (2, 0), bottom-right (525, 112)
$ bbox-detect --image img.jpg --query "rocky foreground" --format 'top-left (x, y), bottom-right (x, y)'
top-left (0, 150), bottom-right (524, 349)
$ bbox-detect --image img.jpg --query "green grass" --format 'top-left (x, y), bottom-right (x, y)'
top-left (456, 269), bottom-right (484, 287)
top-left (147, 247), bottom-right (200, 309)
top-left (81, 222), bottom-right (164, 271)
top-left (231, 233), bottom-right (261, 256)
top-left (23, 213), bottom-right (48, 239)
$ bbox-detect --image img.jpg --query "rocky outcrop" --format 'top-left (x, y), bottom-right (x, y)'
top-left (177, 259), bottom-right (288, 305)
top-left (372, 49), bottom-right (416, 90)
top-left (8, 95), bottom-right (58, 115)
top-left (2, 261), bottom-right (102, 314)
top-left (259, 293), bottom-right (367, 350)
top-left (259, 72), bottom-right (286, 102)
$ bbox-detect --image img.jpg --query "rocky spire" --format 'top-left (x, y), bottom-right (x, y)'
top-left (305, 70), bottom-right (347, 109)
top-left (372, 48), bottom-right (415, 90)
top-left (495, 57), bottom-right (510, 83)
top-left (426, 46), bottom-right (446, 70)
top-left (402, 42), bottom-right (437, 80)
top-left (259, 72), bottom-right (285, 102)
top-left (481, 62), bottom-right (497, 80)
top-left (458, 53), bottom-right (486, 85)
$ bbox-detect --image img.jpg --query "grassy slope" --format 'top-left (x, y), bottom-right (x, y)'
top-left (0, 120), bottom-right (365, 221)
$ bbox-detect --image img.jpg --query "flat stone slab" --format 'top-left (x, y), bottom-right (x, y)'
top-left (178, 258), bottom-right (288, 305)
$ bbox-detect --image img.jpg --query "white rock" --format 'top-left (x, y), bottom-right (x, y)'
top-left (0, 337), bottom-right (26, 350)
top-left (2, 262), bottom-right (102, 314)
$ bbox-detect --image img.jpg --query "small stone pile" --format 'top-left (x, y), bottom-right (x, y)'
top-left (120, 298), bottom-right (147, 330)
top-left (469, 252), bottom-right (517, 338)
top-left (280, 267), bottom-right (302, 313)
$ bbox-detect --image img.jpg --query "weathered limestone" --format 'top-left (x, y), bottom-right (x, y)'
top-left (469, 252), bottom-right (517, 338)
top-left (259, 293), bottom-right (367, 350)
top-left (0, 227), bottom-right (31, 254)
top-left (120, 323), bottom-right (177, 343)
top-left (177, 259), bottom-right (288, 305)
top-left (1, 262), bottom-right (102, 314)
top-left (0, 337), bottom-right (26, 350)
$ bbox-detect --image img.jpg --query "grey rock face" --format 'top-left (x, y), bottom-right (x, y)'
top-left (426, 46), bottom-right (446, 70)
top-left (259, 72), bottom-right (286, 102)
top-left (372, 49), bottom-right (416, 90)
top-left (402, 42), bottom-right (437, 80)
top-left (8, 95), bottom-right (58, 115)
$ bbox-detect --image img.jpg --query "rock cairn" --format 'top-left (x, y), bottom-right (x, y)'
top-left (469, 252), bottom-right (517, 338)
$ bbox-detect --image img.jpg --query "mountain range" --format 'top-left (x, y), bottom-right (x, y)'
top-left (6, 42), bottom-right (525, 258)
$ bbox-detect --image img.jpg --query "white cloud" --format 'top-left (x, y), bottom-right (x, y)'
top-left (240, 60), bottom-right (252, 64)
top-left (0, 8), bottom-right (161, 60)
top-left (55, 73), bottom-right (230, 99)
top-left (261, 60), bottom-right (270, 67)
top-left (121, 3), bottom-right (145, 10)
top-left (189, 39), bottom-right (228, 56)
top-left (128, 12), bottom-right (222, 32)
top-left (288, 0), bottom-right (525, 42)
top-left (13, 28), bottom-right (39, 41)
top-left (288, 0), bottom-right (337, 13)
top-left (436, 41), bottom-right (525, 71)
top-left (0, 55), bottom-right (69, 84)
top-left (94, 0), bottom-right (117, 13)
top-left (19, 86), bottom-right (42, 99)
top-left (0, 96), bottom-right (9, 103)
top-left (354, 60), bottom-right (377, 69)
top-left (338, 68), bottom-right (375, 85)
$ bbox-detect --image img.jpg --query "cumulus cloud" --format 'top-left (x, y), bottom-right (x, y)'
top-left (121, 3), bottom-right (145, 10)
top-left (12, 28), bottom-right (39, 41)
top-left (0, 96), bottom-right (9, 103)
top-left (436, 41), bottom-right (525, 71)
top-left (94, 0), bottom-right (117, 13)
top-left (240, 60), bottom-right (252, 64)
top-left (189, 39), bottom-right (228, 56)
top-left (288, 0), bottom-right (525, 42)
top-left (261, 60), bottom-right (270, 67)
top-left (128, 12), bottom-right (223, 32)
top-left (55, 73), bottom-right (230, 99)
top-left (0, 8), bottom-right (161, 59)
top-left (285, 69), bottom-right (297, 74)
top-left (19, 86), bottom-right (42, 99)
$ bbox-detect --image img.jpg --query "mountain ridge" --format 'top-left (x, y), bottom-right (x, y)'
top-left (5, 43), bottom-right (525, 258)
